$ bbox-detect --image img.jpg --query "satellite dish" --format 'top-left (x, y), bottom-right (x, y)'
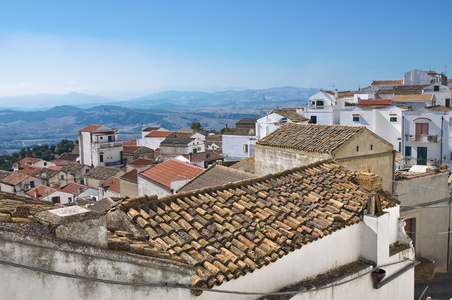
top-left (41, 173), bottom-right (47, 179)
top-left (44, 188), bottom-right (51, 195)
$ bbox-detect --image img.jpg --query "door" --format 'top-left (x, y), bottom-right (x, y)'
top-left (417, 147), bottom-right (427, 165)
top-left (310, 116), bottom-right (317, 124)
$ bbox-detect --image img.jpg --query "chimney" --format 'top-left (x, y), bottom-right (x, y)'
top-left (225, 123), bottom-right (228, 129)
top-left (35, 189), bottom-right (38, 199)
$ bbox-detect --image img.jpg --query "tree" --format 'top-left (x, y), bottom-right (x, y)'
top-left (191, 122), bottom-right (202, 130)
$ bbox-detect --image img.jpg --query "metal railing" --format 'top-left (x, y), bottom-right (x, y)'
top-left (97, 141), bottom-right (123, 149)
top-left (405, 134), bottom-right (438, 143)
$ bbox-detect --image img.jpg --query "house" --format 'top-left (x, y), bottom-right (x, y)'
top-left (138, 158), bottom-right (204, 198)
top-left (119, 169), bottom-right (139, 198)
top-left (84, 166), bottom-right (125, 189)
top-left (26, 185), bottom-right (74, 204)
top-left (117, 160), bottom-right (415, 299)
top-left (52, 152), bottom-right (80, 165)
top-left (139, 126), bottom-right (167, 140)
top-left (12, 157), bottom-right (55, 171)
top-left (235, 118), bottom-right (258, 130)
top-left (256, 108), bottom-right (309, 140)
top-left (98, 176), bottom-right (121, 200)
top-left (205, 134), bottom-right (222, 153)
top-left (403, 69), bottom-right (447, 86)
top-left (0, 193), bottom-right (192, 300)
top-left (254, 123), bottom-right (395, 191)
top-left (159, 132), bottom-right (205, 161)
top-left (122, 145), bottom-right (154, 163)
top-left (178, 128), bottom-right (207, 140)
top-left (177, 164), bottom-right (258, 193)
top-left (221, 128), bottom-right (257, 163)
top-left (31, 168), bottom-right (61, 188)
top-left (0, 172), bottom-right (45, 197)
top-left (392, 94), bottom-right (435, 108)
top-left (125, 157), bottom-right (155, 173)
top-left (138, 130), bottom-right (173, 150)
top-left (304, 90), bottom-right (344, 125)
top-left (422, 83), bottom-right (452, 108)
top-left (394, 167), bottom-right (451, 273)
top-left (340, 104), bottom-right (406, 151)
top-left (401, 106), bottom-right (451, 167)
top-left (59, 182), bottom-right (98, 202)
top-left (175, 150), bottom-right (224, 168)
top-left (16, 165), bottom-right (41, 176)
top-left (78, 125), bottom-right (124, 167)
top-left (58, 162), bottom-right (92, 186)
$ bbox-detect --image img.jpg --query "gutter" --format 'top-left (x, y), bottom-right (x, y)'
top-left (373, 261), bottom-right (419, 289)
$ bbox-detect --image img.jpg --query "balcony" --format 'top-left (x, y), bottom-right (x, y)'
top-left (403, 157), bottom-right (440, 166)
top-left (305, 105), bottom-right (333, 111)
top-left (96, 141), bottom-right (123, 149)
top-left (405, 134), bottom-right (438, 143)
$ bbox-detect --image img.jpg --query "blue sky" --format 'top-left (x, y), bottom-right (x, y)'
top-left (1, 0), bottom-right (451, 99)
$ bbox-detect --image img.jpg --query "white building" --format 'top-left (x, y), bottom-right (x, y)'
top-left (422, 83), bottom-right (452, 108)
top-left (303, 90), bottom-right (344, 125)
top-left (256, 108), bottom-right (308, 140)
top-left (78, 125), bottom-right (124, 167)
top-left (222, 128), bottom-right (257, 162)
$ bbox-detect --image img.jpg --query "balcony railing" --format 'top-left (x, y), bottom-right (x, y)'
top-left (403, 157), bottom-right (440, 166)
top-left (97, 141), bottom-right (123, 149)
top-left (405, 134), bottom-right (438, 143)
top-left (304, 105), bottom-right (333, 111)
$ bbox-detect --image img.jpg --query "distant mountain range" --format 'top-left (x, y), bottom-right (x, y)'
top-left (0, 87), bottom-right (316, 149)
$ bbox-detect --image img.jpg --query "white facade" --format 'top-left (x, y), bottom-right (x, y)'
top-left (401, 108), bottom-right (451, 167)
top-left (197, 205), bottom-right (415, 300)
top-left (79, 125), bottom-right (124, 167)
top-left (222, 135), bottom-right (257, 162)
top-left (304, 91), bottom-right (344, 125)
top-left (340, 106), bottom-right (405, 151)
top-left (423, 83), bottom-right (452, 108)
top-left (256, 109), bottom-right (307, 140)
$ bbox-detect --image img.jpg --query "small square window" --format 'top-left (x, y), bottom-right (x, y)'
top-left (405, 146), bottom-right (412, 157)
top-left (390, 117), bottom-right (397, 122)
top-left (434, 85), bottom-right (439, 91)
top-left (353, 116), bottom-right (359, 122)
top-left (370, 145), bottom-right (373, 150)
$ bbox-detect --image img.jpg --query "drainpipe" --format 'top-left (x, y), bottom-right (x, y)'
top-left (441, 116), bottom-right (444, 166)
top-left (401, 115), bottom-right (405, 168)
top-left (448, 195), bottom-right (452, 272)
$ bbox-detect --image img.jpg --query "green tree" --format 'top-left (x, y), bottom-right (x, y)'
top-left (190, 122), bottom-right (202, 130)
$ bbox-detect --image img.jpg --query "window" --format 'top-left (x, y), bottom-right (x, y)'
top-left (310, 116), bottom-right (317, 124)
top-left (108, 135), bottom-right (113, 142)
top-left (356, 146), bottom-right (359, 152)
top-left (434, 85), bottom-right (439, 91)
top-left (404, 218), bottom-right (416, 246)
top-left (243, 144), bottom-right (249, 153)
top-left (405, 146), bottom-right (412, 156)
top-left (390, 117), bottom-right (397, 122)
top-left (415, 123), bottom-right (429, 141)
top-left (446, 99), bottom-right (451, 108)
top-left (44, 162), bottom-right (47, 166)
top-left (398, 142), bottom-right (401, 152)
top-left (60, 175), bottom-right (64, 180)
top-left (30, 181), bottom-right (35, 188)
top-left (100, 154), bottom-right (104, 162)
top-left (370, 145), bottom-right (373, 150)
top-left (315, 100), bottom-right (324, 106)
top-left (352, 116), bottom-right (359, 122)
top-left (86, 169), bottom-right (90, 173)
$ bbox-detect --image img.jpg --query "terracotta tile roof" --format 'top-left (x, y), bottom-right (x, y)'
top-left (115, 160), bottom-right (397, 288)
top-left (324, 90), bottom-right (335, 96)
top-left (17, 165), bottom-right (41, 175)
top-left (357, 99), bottom-right (392, 106)
top-left (124, 140), bottom-right (137, 146)
top-left (103, 177), bottom-right (121, 193)
top-left (143, 126), bottom-right (162, 132)
top-left (123, 145), bottom-right (142, 154)
top-left (32, 168), bottom-right (60, 180)
top-left (55, 152), bottom-right (79, 162)
top-left (229, 156), bottom-right (255, 173)
top-left (145, 131), bottom-right (173, 138)
top-left (425, 105), bottom-right (451, 112)
top-left (426, 70), bottom-right (437, 74)
top-left (166, 132), bottom-right (194, 139)
top-left (160, 138), bottom-right (195, 146)
top-left (257, 123), bottom-right (364, 154)
top-left (223, 128), bottom-right (255, 136)
top-left (178, 164), bottom-right (258, 193)
top-left (85, 166), bottom-right (123, 180)
top-left (60, 182), bottom-right (88, 196)
top-left (13, 157), bottom-right (41, 167)
top-left (392, 94), bottom-right (434, 102)
top-left (89, 197), bottom-right (117, 213)
top-left (376, 85), bottom-right (427, 95)
top-left (0, 170), bottom-right (12, 181)
top-left (48, 166), bottom-right (62, 170)
top-left (271, 108), bottom-right (309, 122)
top-left (372, 80), bottom-right (403, 85)
top-left (236, 118), bottom-right (258, 124)
top-left (120, 169), bottom-right (138, 183)
top-left (395, 169), bottom-right (447, 181)
top-left (139, 158), bottom-right (204, 189)
top-left (79, 125), bottom-right (103, 132)
top-left (128, 158), bottom-right (154, 167)
top-left (60, 162), bottom-right (87, 175)
top-left (1, 172), bottom-right (30, 185)
top-left (181, 150), bottom-right (224, 162)
top-left (26, 185), bottom-right (58, 199)
top-left (337, 91), bottom-right (356, 98)
top-left (0, 192), bottom-right (57, 224)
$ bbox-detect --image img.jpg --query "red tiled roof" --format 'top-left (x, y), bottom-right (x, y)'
top-left (1, 172), bottom-right (30, 185)
top-left (372, 80), bottom-right (403, 85)
top-left (145, 131), bottom-right (173, 138)
top-left (16, 165), bottom-right (41, 175)
top-left (139, 158), bottom-right (204, 189)
top-left (357, 99), bottom-right (392, 106)
top-left (128, 158), bottom-right (154, 167)
top-left (338, 91), bottom-right (355, 98)
top-left (124, 140), bottom-right (137, 146)
top-left (123, 145), bottom-right (142, 154)
top-left (120, 169), bottom-right (138, 183)
top-left (324, 90), bottom-right (335, 96)
top-left (392, 94), bottom-right (434, 102)
top-left (26, 185), bottom-right (57, 199)
top-left (103, 177), bottom-right (121, 193)
top-left (79, 125), bottom-right (103, 132)
top-left (13, 157), bottom-right (41, 167)
top-left (60, 182), bottom-right (88, 196)
top-left (48, 166), bottom-right (62, 170)
top-left (154, 148), bottom-right (160, 159)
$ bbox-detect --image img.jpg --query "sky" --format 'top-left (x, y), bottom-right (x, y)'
top-left (1, 0), bottom-right (451, 100)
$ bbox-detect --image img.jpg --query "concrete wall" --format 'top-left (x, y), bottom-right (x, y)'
top-left (138, 176), bottom-right (171, 198)
top-left (395, 172), bottom-right (451, 271)
top-left (0, 230), bottom-right (193, 300)
top-left (120, 179), bottom-right (138, 198)
top-left (254, 145), bottom-right (330, 176)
